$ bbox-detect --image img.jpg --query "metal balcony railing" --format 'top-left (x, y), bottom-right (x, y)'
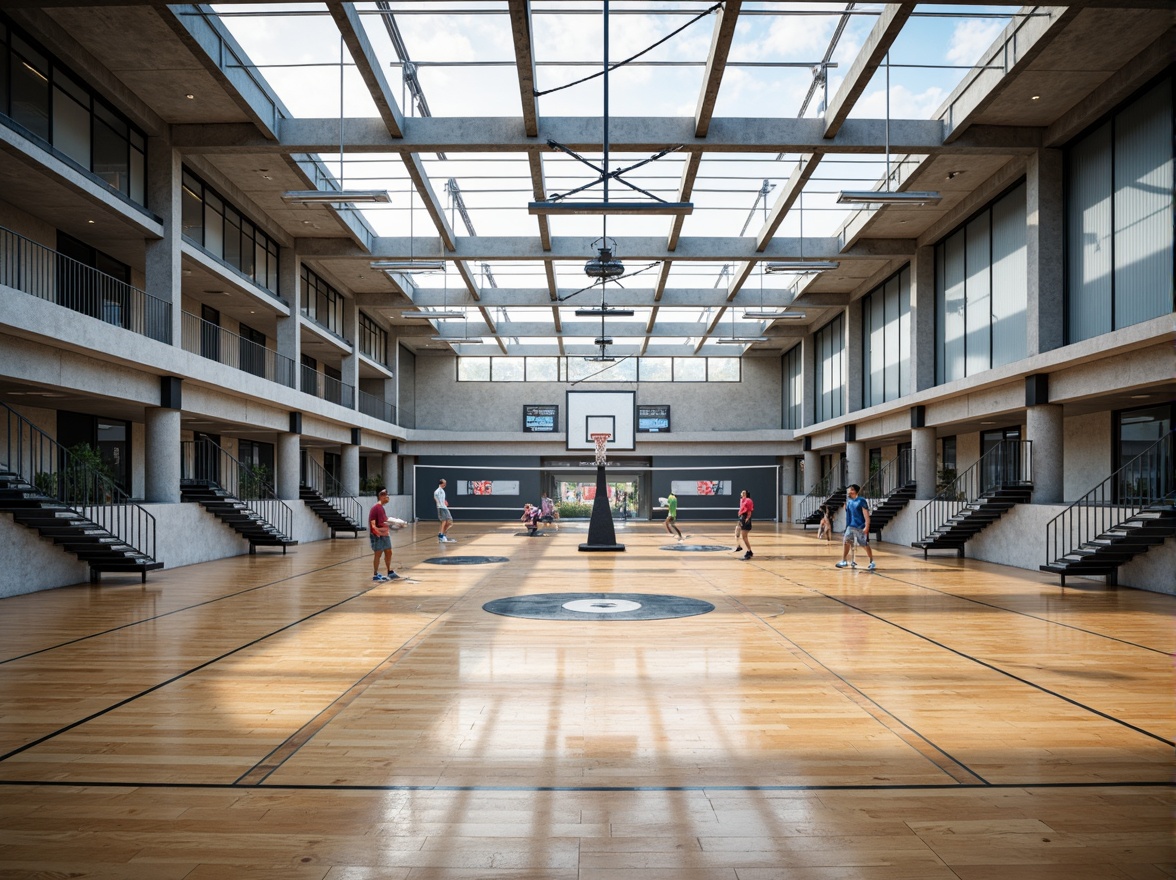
top-left (1045, 430), bottom-right (1174, 568)
top-left (861, 447), bottom-right (915, 504)
top-left (0, 225), bottom-right (171, 343)
top-left (181, 435), bottom-right (293, 541)
top-left (182, 311), bottom-right (296, 388)
top-left (358, 390), bottom-right (396, 424)
top-left (1, 401), bottom-right (158, 564)
top-left (302, 456), bottom-right (363, 528)
top-left (300, 368), bottom-right (355, 409)
top-left (916, 439), bottom-right (1032, 544)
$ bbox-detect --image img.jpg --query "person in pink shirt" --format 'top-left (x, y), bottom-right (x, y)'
top-left (735, 489), bottom-right (754, 560)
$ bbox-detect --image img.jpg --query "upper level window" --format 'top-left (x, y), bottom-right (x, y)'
top-left (300, 265), bottom-right (343, 336)
top-left (359, 312), bottom-right (388, 365)
top-left (814, 313), bottom-right (845, 423)
top-left (936, 182), bottom-right (1027, 384)
top-left (455, 357), bottom-right (741, 382)
top-left (182, 167), bottom-right (280, 296)
top-left (0, 16), bottom-right (146, 205)
top-left (862, 266), bottom-right (911, 407)
top-left (1067, 76), bottom-right (1173, 343)
top-left (782, 344), bottom-right (802, 430)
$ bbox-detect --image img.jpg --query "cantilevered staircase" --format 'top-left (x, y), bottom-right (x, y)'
top-left (795, 466), bottom-right (846, 529)
top-left (0, 402), bottom-right (163, 583)
top-left (913, 440), bottom-right (1033, 557)
top-left (181, 436), bottom-right (297, 553)
top-left (300, 457), bottom-right (363, 537)
top-left (1041, 430), bottom-right (1175, 586)
top-left (862, 448), bottom-right (916, 539)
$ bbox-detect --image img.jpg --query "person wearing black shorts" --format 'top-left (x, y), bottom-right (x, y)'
top-left (735, 489), bottom-right (754, 560)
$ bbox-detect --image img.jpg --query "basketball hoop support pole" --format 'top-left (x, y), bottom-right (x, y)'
top-left (580, 433), bottom-right (625, 552)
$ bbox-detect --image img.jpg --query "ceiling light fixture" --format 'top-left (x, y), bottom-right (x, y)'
top-left (370, 260), bottom-right (446, 273)
top-left (764, 260), bottom-right (841, 273)
top-left (574, 305), bottom-right (634, 317)
top-left (838, 53), bottom-right (940, 208)
top-left (401, 309), bottom-right (465, 319)
top-left (283, 190), bottom-right (390, 204)
top-left (584, 354), bottom-right (617, 362)
top-left (530, 201), bottom-right (692, 216)
top-left (430, 336), bottom-right (484, 344)
top-left (743, 310), bottom-right (806, 320)
top-left (716, 336), bottom-right (769, 344)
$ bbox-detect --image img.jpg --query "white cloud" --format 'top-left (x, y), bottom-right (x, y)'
top-left (945, 19), bottom-right (1005, 67)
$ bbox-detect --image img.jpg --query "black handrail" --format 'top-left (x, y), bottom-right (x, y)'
top-left (797, 464), bottom-right (844, 524)
top-left (358, 390), bottom-right (396, 424)
top-left (916, 439), bottom-right (1032, 543)
top-left (1, 401), bottom-right (158, 564)
top-left (0, 225), bottom-right (171, 343)
top-left (861, 447), bottom-right (915, 506)
top-left (180, 435), bottom-right (294, 541)
top-left (302, 456), bottom-right (363, 528)
top-left (181, 311), bottom-right (296, 388)
top-left (1045, 430), bottom-right (1174, 568)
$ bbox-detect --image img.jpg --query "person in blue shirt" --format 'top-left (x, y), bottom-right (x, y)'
top-left (836, 484), bottom-right (876, 570)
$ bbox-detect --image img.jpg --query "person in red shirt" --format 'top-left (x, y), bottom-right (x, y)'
top-left (368, 488), bottom-right (400, 582)
top-left (735, 489), bottom-right (754, 560)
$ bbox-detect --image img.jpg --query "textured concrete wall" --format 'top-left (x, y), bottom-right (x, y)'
top-left (412, 356), bottom-right (783, 434)
top-left (0, 512), bottom-right (90, 597)
top-left (1064, 412), bottom-right (1112, 502)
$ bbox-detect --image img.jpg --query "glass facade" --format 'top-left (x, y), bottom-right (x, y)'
top-left (862, 266), bottom-right (911, 407)
top-left (181, 168), bottom-right (281, 295)
top-left (782, 344), bottom-right (802, 430)
top-left (1067, 77), bottom-right (1174, 343)
top-left (936, 183), bottom-right (1027, 384)
top-left (456, 357), bottom-right (741, 382)
top-left (0, 15), bottom-right (146, 205)
top-left (301, 265), bottom-right (343, 336)
top-left (359, 312), bottom-right (388, 365)
top-left (814, 313), bottom-right (845, 422)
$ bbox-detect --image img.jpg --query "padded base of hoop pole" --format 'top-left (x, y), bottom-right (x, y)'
top-left (579, 465), bottom-right (625, 552)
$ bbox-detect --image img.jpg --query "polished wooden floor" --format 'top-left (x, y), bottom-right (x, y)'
top-left (0, 520), bottom-right (1172, 879)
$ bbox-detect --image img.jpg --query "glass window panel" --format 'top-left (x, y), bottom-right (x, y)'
top-left (11, 41), bottom-right (50, 140)
top-left (0, 36), bottom-right (9, 117)
top-left (867, 290), bottom-right (884, 406)
top-left (964, 214), bottom-right (991, 376)
top-left (457, 357), bottom-right (490, 381)
top-left (492, 358), bottom-right (525, 381)
top-left (1113, 79), bottom-right (1173, 329)
top-left (1067, 121), bottom-right (1113, 342)
top-left (526, 357), bottom-right (557, 381)
top-left (129, 144), bottom-right (145, 205)
top-left (224, 212), bottom-right (241, 270)
top-left (991, 183), bottom-right (1027, 367)
top-left (204, 200), bottom-right (223, 258)
top-left (639, 358), bottom-right (672, 381)
top-left (707, 359), bottom-right (739, 381)
top-left (941, 230), bottom-right (967, 382)
top-left (898, 267), bottom-right (911, 396)
top-left (181, 180), bottom-right (202, 244)
top-left (52, 84), bottom-right (90, 167)
top-left (93, 117), bottom-right (128, 194)
top-left (883, 278), bottom-right (900, 401)
top-left (673, 358), bottom-right (705, 381)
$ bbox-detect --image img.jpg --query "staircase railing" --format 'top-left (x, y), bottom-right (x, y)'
top-left (916, 439), bottom-right (1032, 543)
top-left (1045, 430), bottom-right (1174, 568)
top-left (861, 447), bottom-right (915, 509)
top-left (180, 435), bottom-right (293, 540)
top-left (1, 401), bottom-right (157, 563)
top-left (797, 466), bottom-right (844, 524)
top-left (302, 457), bottom-right (363, 529)
top-left (1, 225), bottom-right (171, 343)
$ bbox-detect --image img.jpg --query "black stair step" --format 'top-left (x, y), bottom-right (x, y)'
top-left (90, 560), bottom-right (165, 573)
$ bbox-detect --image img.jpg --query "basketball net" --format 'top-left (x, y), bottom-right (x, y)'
top-left (590, 432), bottom-right (611, 467)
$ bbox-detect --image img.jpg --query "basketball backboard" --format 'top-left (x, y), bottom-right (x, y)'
top-left (566, 390), bottom-right (635, 452)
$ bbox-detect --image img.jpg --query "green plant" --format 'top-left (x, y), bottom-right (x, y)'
top-left (557, 501), bottom-right (593, 518)
top-left (360, 473), bottom-right (383, 494)
top-left (936, 467), bottom-right (958, 494)
top-left (61, 443), bottom-right (116, 504)
top-left (33, 470), bottom-right (57, 497)
top-left (238, 463), bottom-right (272, 500)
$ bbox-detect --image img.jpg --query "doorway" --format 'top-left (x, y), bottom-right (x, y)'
top-left (556, 474), bottom-right (642, 520)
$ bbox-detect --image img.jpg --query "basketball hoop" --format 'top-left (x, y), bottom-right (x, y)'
top-left (590, 432), bottom-right (611, 467)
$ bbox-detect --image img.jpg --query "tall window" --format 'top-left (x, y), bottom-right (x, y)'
top-left (181, 168), bottom-right (280, 295)
top-left (1067, 76), bottom-right (1173, 343)
top-left (936, 183), bottom-right (1027, 384)
top-left (0, 16), bottom-right (146, 205)
top-left (359, 312), bottom-right (388, 365)
top-left (862, 266), bottom-right (911, 407)
top-left (301, 265), bottom-right (344, 336)
top-left (782, 344), bottom-right (802, 429)
top-left (814, 313), bottom-right (845, 423)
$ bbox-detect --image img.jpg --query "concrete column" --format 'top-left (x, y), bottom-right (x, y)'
top-left (912, 427), bottom-right (937, 500)
top-left (144, 407), bottom-right (181, 503)
top-left (844, 441), bottom-right (866, 488)
top-left (276, 432), bottom-right (301, 500)
top-left (803, 450), bottom-right (820, 494)
top-left (780, 458), bottom-right (797, 496)
top-left (1027, 404), bottom-right (1064, 503)
top-left (276, 249), bottom-right (301, 377)
top-left (145, 140), bottom-right (183, 347)
top-left (1026, 149), bottom-right (1065, 356)
top-left (341, 444), bottom-right (360, 496)
top-left (909, 245), bottom-right (937, 392)
top-left (844, 305), bottom-right (863, 413)
top-left (382, 452), bottom-right (399, 494)
top-left (342, 296), bottom-right (360, 411)
top-left (801, 332), bottom-right (816, 427)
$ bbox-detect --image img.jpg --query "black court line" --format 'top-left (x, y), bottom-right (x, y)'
top-left (0, 779), bottom-right (1169, 792)
top-left (0, 585), bottom-right (385, 765)
top-left (788, 574), bottom-right (1174, 748)
top-left (0, 535), bottom-right (441, 665)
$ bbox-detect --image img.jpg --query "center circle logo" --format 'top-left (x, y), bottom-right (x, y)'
top-left (562, 598), bottom-right (643, 614)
